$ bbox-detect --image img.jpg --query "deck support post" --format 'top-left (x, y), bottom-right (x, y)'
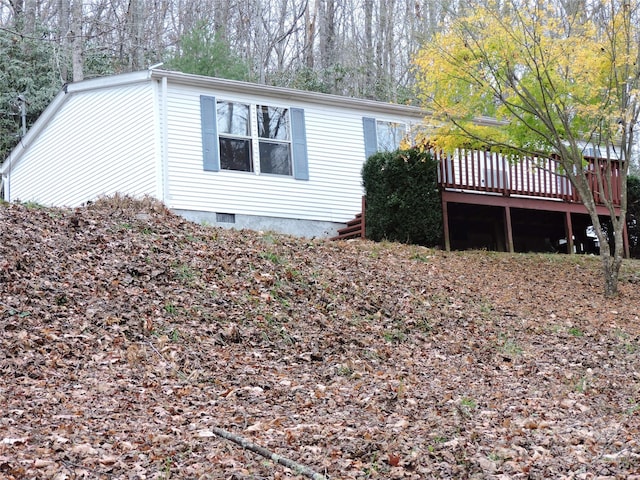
top-left (564, 211), bottom-right (574, 254)
top-left (442, 198), bottom-right (451, 251)
top-left (623, 218), bottom-right (630, 259)
top-left (361, 196), bottom-right (366, 240)
top-left (504, 206), bottom-right (514, 253)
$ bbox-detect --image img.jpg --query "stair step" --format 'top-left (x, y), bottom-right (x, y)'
top-left (337, 223), bottom-right (362, 235)
top-left (345, 215), bottom-right (362, 227)
top-left (331, 206), bottom-right (364, 241)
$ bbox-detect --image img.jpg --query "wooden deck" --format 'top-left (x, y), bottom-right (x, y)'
top-left (437, 149), bottom-right (622, 207)
top-left (435, 148), bottom-right (627, 256)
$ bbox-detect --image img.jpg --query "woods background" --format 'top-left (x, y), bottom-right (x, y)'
top-left (0, 0), bottom-right (471, 160)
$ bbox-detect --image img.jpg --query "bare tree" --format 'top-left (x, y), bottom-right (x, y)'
top-left (70, 0), bottom-right (82, 80)
top-left (303, 0), bottom-right (316, 69)
top-left (126, 0), bottom-right (144, 69)
top-left (1, 0), bottom-right (466, 98)
top-left (416, 0), bottom-right (639, 296)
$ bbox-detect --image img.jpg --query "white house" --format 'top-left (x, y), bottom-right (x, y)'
top-left (1, 69), bottom-right (428, 237)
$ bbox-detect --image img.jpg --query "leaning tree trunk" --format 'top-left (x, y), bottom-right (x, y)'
top-left (570, 161), bottom-right (624, 298)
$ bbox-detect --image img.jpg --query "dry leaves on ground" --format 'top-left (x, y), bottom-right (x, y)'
top-left (1, 196), bottom-right (639, 479)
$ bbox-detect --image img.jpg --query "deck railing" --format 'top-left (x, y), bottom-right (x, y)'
top-left (436, 149), bottom-right (622, 206)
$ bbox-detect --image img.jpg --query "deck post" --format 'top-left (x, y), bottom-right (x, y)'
top-left (623, 218), bottom-right (630, 259)
top-left (442, 198), bottom-right (451, 251)
top-left (504, 206), bottom-right (514, 253)
top-left (361, 196), bottom-right (366, 240)
top-left (564, 211), bottom-right (574, 254)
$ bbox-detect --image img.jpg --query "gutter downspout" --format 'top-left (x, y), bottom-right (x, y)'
top-left (161, 75), bottom-right (170, 205)
top-left (1, 172), bottom-right (7, 203)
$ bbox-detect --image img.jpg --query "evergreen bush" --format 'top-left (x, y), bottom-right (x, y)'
top-left (362, 148), bottom-right (442, 246)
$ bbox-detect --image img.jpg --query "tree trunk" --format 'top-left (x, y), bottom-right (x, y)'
top-left (570, 161), bottom-right (624, 298)
top-left (363, 0), bottom-right (374, 98)
top-left (601, 245), bottom-right (623, 298)
top-left (23, 0), bottom-right (36, 34)
top-left (303, 0), bottom-right (316, 69)
top-left (605, 211), bottom-right (626, 298)
top-left (58, 0), bottom-right (70, 82)
top-left (71, 0), bottom-right (83, 82)
top-left (127, 0), bottom-right (145, 71)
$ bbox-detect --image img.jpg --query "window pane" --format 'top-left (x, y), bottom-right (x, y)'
top-left (376, 121), bottom-right (406, 151)
top-left (219, 138), bottom-right (253, 172)
top-left (257, 105), bottom-right (290, 140)
top-left (217, 101), bottom-right (250, 136)
top-left (259, 141), bottom-right (292, 175)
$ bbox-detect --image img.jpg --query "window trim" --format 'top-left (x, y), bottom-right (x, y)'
top-left (256, 104), bottom-right (293, 176)
top-left (200, 95), bottom-right (309, 180)
top-left (217, 100), bottom-right (254, 172)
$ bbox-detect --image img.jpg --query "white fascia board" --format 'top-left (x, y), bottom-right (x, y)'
top-left (1, 68), bottom-right (506, 177)
top-left (1, 89), bottom-right (68, 175)
top-left (150, 69), bottom-right (429, 119)
top-left (1, 71), bottom-right (152, 175)
top-left (65, 70), bottom-right (151, 94)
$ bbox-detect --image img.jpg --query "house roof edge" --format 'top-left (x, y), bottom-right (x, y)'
top-left (1, 90), bottom-right (68, 177)
top-left (149, 69), bottom-right (430, 118)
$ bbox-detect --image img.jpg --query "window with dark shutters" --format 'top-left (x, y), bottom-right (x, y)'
top-left (200, 95), bottom-right (309, 180)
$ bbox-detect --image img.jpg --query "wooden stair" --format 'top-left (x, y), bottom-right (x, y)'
top-left (330, 213), bottom-right (364, 240)
top-left (330, 196), bottom-right (366, 241)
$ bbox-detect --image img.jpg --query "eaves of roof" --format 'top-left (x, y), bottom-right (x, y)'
top-left (2, 68), bottom-right (503, 175)
top-left (150, 69), bottom-right (430, 118)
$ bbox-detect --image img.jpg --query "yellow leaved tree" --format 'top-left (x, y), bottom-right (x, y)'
top-left (415, 0), bottom-right (640, 297)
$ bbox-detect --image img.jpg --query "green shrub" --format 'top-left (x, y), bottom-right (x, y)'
top-left (362, 148), bottom-right (442, 246)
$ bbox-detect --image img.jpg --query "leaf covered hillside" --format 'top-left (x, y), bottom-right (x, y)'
top-left (1, 197), bottom-right (639, 479)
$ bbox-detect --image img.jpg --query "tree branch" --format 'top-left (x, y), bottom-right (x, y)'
top-left (200, 427), bottom-right (329, 480)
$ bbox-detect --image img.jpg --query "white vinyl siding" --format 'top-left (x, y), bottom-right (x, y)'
top-left (3, 71), bottom-right (426, 229)
top-left (7, 83), bottom-right (157, 206)
top-left (165, 84), bottom-right (390, 222)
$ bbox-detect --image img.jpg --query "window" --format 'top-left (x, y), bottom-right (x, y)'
top-left (257, 105), bottom-right (292, 175)
top-left (217, 101), bottom-right (252, 172)
top-left (376, 121), bottom-right (406, 152)
top-left (200, 95), bottom-right (309, 180)
top-left (362, 117), bottom-right (408, 159)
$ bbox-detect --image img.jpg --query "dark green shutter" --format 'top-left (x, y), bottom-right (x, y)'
top-left (362, 117), bottom-right (378, 160)
top-left (200, 95), bottom-right (220, 172)
top-left (291, 108), bottom-right (309, 180)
